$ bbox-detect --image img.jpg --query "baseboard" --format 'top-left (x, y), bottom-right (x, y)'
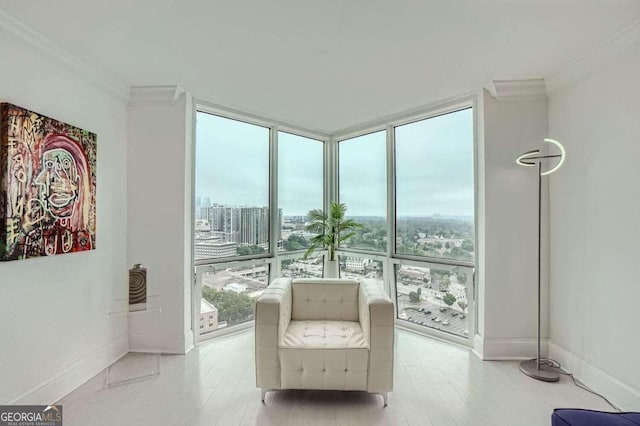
top-left (472, 334), bottom-right (484, 359)
top-left (9, 333), bottom-right (128, 405)
top-left (479, 337), bottom-right (548, 360)
top-left (128, 331), bottom-right (192, 354)
top-left (549, 342), bottom-right (640, 411)
top-left (183, 329), bottom-right (194, 354)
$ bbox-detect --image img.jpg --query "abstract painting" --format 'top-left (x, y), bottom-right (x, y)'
top-left (1, 103), bottom-right (96, 261)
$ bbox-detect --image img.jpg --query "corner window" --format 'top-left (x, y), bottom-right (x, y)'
top-left (278, 132), bottom-right (324, 253)
top-left (338, 131), bottom-right (387, 253)
top-left (195, 112), bottom-right (270, 261)
top-left (394, 108), bottom-right (475, 262)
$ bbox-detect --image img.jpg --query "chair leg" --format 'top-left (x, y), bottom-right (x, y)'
top-left (261, 388), bottom-right (268, 403)
top-left (381, 392), bottom-right (388, 407)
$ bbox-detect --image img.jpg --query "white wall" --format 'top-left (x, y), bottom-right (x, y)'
top-left (480, 90), bottom-right (550, 359)
top-left (0, 32), bottom-right (128, 403)
top-left (548, 54), bottom-right (640, 410)
top-left (127, 87), bottom-right (194, 354)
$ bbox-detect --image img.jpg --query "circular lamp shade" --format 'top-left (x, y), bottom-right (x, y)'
top-left (516, 138), bottom-right (566, 175)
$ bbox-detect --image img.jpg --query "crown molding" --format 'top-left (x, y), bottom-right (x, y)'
top-left (485, 79), bottom-right (547, 101)
top-left (331, 88), bottom-right (481, 138)
top-left (0, 7), bottom-right (130, 103)
top-left (545, 18), bottom-right (640, 95)
top-left (129, 86), bottom-right (186, 106)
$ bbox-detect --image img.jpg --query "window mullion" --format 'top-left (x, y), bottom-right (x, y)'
top-left (270, 126), bottom-right (279, 276)
top-left (386, 124), bottom-right (395, 259)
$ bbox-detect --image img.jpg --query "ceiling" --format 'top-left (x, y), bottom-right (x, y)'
top-left (2, 0), bottom-right (639, 133)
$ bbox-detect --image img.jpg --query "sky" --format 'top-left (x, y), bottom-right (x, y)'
top-left (195, 108), bottom-right (474, 217)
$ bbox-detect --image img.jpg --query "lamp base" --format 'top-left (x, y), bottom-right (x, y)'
top-left (519, 359), bottom-right (560, 382)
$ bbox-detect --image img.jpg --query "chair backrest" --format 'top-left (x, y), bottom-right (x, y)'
top-left (291, 279), bottom-right (360, 321)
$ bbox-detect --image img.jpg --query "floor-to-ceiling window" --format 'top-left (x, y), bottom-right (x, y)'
top-left (194, 109), bottom-right (327, 340)
top-left (336, 104), bottom-right (476, 344)
top-left (337, 131), bottom-right (387, 288)
top-left (194, 113), bottom-right (270, 262)
top-left (194, 112), bottom-right (272, 338)
top-left (392, 106), bottom-right (475, 341)
top-left (277, 131), bottom-right (325, 278)
top-left (193, 99), bottom-right (476, 344)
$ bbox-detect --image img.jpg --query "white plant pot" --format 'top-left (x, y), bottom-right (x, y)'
top-left (325, 259), bottom-right (339, 278)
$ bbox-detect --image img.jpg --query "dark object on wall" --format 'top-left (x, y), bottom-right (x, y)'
top-left (0, 103), bottom-right (97, 261)
top-left (129, 264), bottom-right (147, 310)
top-left (552, 408), bottom-right (640, 425)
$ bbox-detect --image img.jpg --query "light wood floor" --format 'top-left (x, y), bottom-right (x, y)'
top-left (58, 329), bottom-right (612, 425)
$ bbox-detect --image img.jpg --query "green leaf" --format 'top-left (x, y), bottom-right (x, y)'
top-left (301, 202), bottom-right (362, 260)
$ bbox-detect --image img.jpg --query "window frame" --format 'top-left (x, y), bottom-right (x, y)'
top-left (194, 257), bottom-right (275, 343)
top-left (193, 109), bottom-right (273, 265)
top-left (391, 105), bottom-right (476, 269)
top-left (193, 101), bottom-right (330, 338)
top-left (391, 258), bottom-right (475, 347)
top-left (192, 94), bottom-right (479, 347)
top-left (336, 129), bottom-right (389, 255)
top-left (277, 130), bottom-right (326, 255)
top-left (333, 96), bottom-right (479, 347)
top-left (194, 102), bottom-right (330, 266)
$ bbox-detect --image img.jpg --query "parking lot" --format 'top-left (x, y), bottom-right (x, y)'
top-left (399, 299), bottom-right (469, 338)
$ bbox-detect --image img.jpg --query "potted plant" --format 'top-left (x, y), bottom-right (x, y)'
top-left (303, 202), bottom-right (363, 278)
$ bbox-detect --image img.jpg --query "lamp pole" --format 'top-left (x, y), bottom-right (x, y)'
top-left (515, 139), bottom-right (566, 382)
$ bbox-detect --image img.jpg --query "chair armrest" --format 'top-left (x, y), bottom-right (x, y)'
top-left (359, 278), bottom-right (394, 393)
top-left (255, 277), bottom-right (292, 390)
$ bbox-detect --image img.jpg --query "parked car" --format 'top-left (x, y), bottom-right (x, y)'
top-left (460, 314), bottom-right (466, 319)
top-left (442, 320), bottom-right (450, 325)
top-left (431, 316), bottom-right (438, 321)
top-left (434, 317), bottom-right (442, 323)
top-left (424, 310), bottom-right (432, 315)
top-left (439, 307), bottom-right (447, 312)
top-left (451, 312), bottom-right (458, 317)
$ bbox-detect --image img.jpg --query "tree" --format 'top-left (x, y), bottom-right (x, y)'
top-left (201, 287), bottom-right (253, 325)
top-left (455, 271), bottom-right (467, 284)
top-left (461, 239), bottom-right (475, 252)
top-left (281, 259), bottom-right (294, 269)
top-left (443, 292), bottom-right (457, 308)
top-left (457, 300), bottom-right (468, 312)
top-left (283, 234), bottom-right (309, 251)
top-left (237, 245), bottom-right (265, 256)
top-left (303, 202), bottom-right (363, 261)
top-left (439, 275), bottom-right (451, 292)
top-left (408, 291), bottom-right (420, 303)
top-left (449, 246), bottom-right (472, 260)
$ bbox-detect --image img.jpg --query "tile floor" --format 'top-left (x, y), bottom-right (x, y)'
top-left (58, 329), bottom-right (612, 425)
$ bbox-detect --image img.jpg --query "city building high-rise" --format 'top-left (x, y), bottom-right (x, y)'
top-left (194, 204), bottom-right (284, 259)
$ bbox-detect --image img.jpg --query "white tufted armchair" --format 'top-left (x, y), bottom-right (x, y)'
top-left (255, 278), bottom-right (394, 406)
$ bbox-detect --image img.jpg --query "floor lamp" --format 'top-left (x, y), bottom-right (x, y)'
top-left (515, 138), bottom-right (566, 382)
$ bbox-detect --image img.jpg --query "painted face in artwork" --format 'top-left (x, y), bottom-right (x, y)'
top-left (35, 148), bottom-right (80, 219)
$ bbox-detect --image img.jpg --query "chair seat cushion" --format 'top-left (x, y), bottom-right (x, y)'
top-left (552, 409), bottom-right (640, 426)
top-left (279, 321), bottom-right (370, 391)
top-left (281, 320), bottom-right (367, 349)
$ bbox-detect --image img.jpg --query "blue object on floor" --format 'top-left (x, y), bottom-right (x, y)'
top-left (552, 409), bottom-right (640, 425)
